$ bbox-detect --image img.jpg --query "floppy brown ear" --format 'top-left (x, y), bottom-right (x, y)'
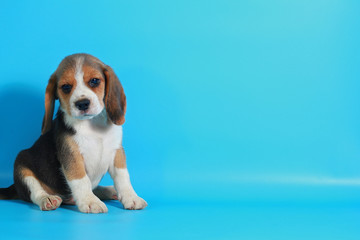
top-left (41, 73), bottom-right (57, 134)
top-left (103, 65), bottom-right (126, 125)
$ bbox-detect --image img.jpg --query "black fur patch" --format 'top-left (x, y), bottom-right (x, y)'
top-left (13, 110), bottom-right (75, 202)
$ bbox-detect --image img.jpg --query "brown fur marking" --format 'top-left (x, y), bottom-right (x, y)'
top-left (57, 68), bottom-right (77, 116)
top-left (114, 148), bottom-right (127, 169)
top-left (104, 66), bottom-right (126, 125)
top-left (82, 64), bottom-right (106, 107)
top-left (42, 74), bottom-right (57, 134)
top-left (19, 167), bottom-right (35, 178)
top-left (60, 136), bottom-right (86, 180)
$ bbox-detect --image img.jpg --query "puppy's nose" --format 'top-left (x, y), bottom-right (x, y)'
top-left (75, 99), bottom-right (90, 111)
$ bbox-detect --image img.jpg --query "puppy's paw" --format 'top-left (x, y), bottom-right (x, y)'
top-left (120, 194), bottom-right (147, 210)
top-left (93, 185), bottom-right (118, 200)
top-left (77, 196), bottom-right (108, 213)
top-left (40, 195), bottom-right (62, 211)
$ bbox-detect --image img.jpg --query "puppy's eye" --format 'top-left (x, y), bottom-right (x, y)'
top-left (61, 84), bottom-right (72, 94)
top-left (89, 78), bottom-right (100, 88)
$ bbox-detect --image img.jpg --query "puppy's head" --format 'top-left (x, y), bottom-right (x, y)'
top-left (41, 53), bottom-right (126, 134)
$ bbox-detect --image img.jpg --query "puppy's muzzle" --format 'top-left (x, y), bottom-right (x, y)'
top-left (75, 99), bottom-right (90, 111)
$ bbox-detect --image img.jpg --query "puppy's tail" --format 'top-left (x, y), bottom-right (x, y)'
top-left (0, 184), bottom-right (18, 200)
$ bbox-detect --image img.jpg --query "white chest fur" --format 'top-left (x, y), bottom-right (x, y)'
top-left (65, 110), bottom-right (123, 188)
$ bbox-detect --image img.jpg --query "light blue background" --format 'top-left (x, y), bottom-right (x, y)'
top-left (1, 1), bottom-right (360, 239)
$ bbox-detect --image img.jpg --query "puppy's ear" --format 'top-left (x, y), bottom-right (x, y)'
top-left (41, 73), bottom-right (57, 134)
top-left (103, 65), bottom-right (126, 125)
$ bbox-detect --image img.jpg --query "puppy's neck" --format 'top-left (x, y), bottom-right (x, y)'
top-left (62, 108), bottom-right (111, 131)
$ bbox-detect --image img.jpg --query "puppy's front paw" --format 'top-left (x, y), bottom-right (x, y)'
top-left (77, 196), bottom-right (108, 213)
top-left (120, 194), bottom-right (147, 210)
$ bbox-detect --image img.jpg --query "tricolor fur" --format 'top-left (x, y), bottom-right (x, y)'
top-left (0, 53), bottom-right (147, 213)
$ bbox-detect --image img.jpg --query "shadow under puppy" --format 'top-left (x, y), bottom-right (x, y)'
top-left (0, 53), bottom-right (147, 213)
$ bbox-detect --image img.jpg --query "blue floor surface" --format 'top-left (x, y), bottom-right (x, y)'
top-left (1, 196), bottom-right (360, 240)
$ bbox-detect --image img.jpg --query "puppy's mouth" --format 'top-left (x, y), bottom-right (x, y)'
top-left (75, 111), bottom-right (96, 119)
top-left (75, 115), bottom-right (95, 120)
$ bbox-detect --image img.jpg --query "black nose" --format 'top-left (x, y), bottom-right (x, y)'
top-left (75, 99), bottom-right (90, 111)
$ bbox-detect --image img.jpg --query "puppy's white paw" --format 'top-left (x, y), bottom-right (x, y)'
top-left (40, 195), bottom-right (62, 211)
top-left (77, 196), bottom-right (108, 213)
top-left (120, 194), bottom-right (147, 210)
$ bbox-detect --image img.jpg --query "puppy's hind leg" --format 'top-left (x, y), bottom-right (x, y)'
top-left (19, 167), bottom-right (62, 211)
top-left (93, 186), bottom-right (118, 200)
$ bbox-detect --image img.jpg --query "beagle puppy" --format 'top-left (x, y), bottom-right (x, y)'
top-left (0, 53), bottom-right (147, 213)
